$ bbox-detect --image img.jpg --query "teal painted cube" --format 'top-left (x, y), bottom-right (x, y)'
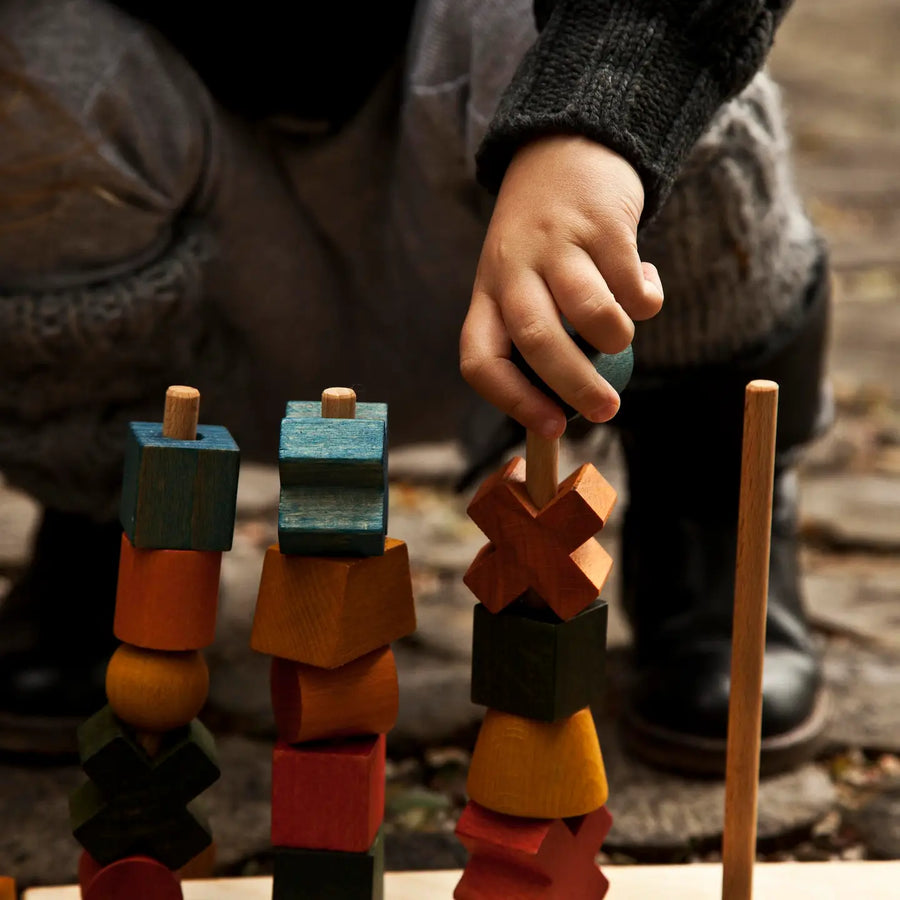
top-left (278, 402), bottom-right (388, 557)
top-left (120, 422), bottom-right (240, 550)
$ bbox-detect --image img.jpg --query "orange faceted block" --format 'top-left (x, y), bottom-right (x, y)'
top-left (271, 646), bottom-right (398, 744)
top-left (454, 802), bottom-right (612, 900)
top-left (250, 539), bottom-right (416, 668)
top-left (0, 877), bottom-right (13, 900)
top-left (271, 736), bottom-right (385, 852)
top-left (464, 458), bottom-right (616, 620)
top-left (105, 645), bottom-right (209, 732)
top-left (114, 534), bottom-right (222, 651)
top-left (466, 708), bottom-right (608, 819)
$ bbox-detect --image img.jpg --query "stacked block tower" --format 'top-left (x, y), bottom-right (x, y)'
top-left (454, 430), bottom-right (615, 899)
top-left (69, 386), bottom-right (240, 899)
top-left (250, 388), bottom-right (417, 900)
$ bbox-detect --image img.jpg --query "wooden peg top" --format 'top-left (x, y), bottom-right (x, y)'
top-left (163, 386), bottom-right (200, 440)
top-left (322, 387), bottom-right (357, 419)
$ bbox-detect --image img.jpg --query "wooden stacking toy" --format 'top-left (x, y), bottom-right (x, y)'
top-left (69, 386), bottom-right (239, 899)
top-left (250, 388), bottom-right (416, 900)
top-left (455, 427), bottom-right (615, 898)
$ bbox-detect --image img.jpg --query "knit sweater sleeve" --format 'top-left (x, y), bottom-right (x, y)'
top-left (476, 0), bottom-right (794, 220)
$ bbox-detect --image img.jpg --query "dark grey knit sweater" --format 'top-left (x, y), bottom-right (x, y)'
top-left (479, 0), bottom-right (794, 219)
top-left (113, 1), bottom-right (792, 219)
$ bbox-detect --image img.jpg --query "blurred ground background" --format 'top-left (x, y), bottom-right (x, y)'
top-left (0, 0), bottom-right (898, 889)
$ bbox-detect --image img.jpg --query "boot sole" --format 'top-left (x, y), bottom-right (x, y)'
top-left (621, 687), bottom-right (832, 778)
top-left (0, 708), bottom-right (82, 759)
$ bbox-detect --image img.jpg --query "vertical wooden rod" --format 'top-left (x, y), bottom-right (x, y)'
top-left (322, 387), bottom-right (357, 419)
top-left (525, 430), bottom-right (559, 509)
top-left (722, 379), bottom-right (779, 900)
top-left (522, 430), bottom-right (560, 610)
top-left (163, 385), bottom-right (200, 440)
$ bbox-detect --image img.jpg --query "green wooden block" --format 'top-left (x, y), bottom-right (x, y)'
top-left (278, 402), bottom-right (387, 557)
top-left (273, 829), bottom-right (384, 900)
top-left (471, 600), bottom-right (608, 722)
top-left (120, 421), bottom-right (240, 550)
top-left (70, 706), bottom-right (219, 868)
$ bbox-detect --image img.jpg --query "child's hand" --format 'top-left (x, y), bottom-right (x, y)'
top-left (460, 135), bottom-right (664, 438)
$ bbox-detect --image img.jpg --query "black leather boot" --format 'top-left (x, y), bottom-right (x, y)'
top-left (615, 253), bottom-right (833, 776)
top-left (0, 508), bottom-right (122, 756)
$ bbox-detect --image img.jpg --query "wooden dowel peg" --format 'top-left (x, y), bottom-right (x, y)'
top-left (163, 386), bottom-right (200, 440)
top-left (722, 379), bottom-right (779, 900)
top-left (521, 430), bottom-right (560, 610)
top-left (137, 732), bottom-right (164, 758)
top-left (525, 431), bottom-right (559, 510)
top-left (322, 387), bottom-right (357, 419)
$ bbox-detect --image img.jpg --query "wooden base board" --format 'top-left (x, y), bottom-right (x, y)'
top-left (23, 862), bottom-right (900, 899)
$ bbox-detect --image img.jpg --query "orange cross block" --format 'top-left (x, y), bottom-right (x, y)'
top-left (464, 457), bottom-right (616, 620)
top-left (455, 802), bottom-right (612, 900)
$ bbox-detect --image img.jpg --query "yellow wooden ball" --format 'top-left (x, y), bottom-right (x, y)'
top-left (106, 644), bottom-right (209, 732)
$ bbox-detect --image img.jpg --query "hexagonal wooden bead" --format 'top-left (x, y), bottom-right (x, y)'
top-left (463, 457), bottom-right (616, 620)
top-left (466, 708), bottom-right (608, 819)
top-left (471, 600), bottom-right (608, 721)
top-left (120, 422), bottom-right (239, 551)
top-left (278, 401), bottom-right (387, 557)
top-left (250, 539), bottom-right (416, 668)
top-left (114, 535), bottom-right (222, 650)
top-left (271, 646), bottom-right (398, 744)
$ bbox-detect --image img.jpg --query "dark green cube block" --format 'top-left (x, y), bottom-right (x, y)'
top-left (278, 402), bottom-right (387, 557)
top-left (471, 599), bottom-right (608, 722)
top-left (273, 829), bottom-right (384, 900)
top-left (120, 421), bottom-right (240, 550)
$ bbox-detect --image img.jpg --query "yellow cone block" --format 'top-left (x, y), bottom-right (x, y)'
top-left (466, 707), bottom-right (608, 818)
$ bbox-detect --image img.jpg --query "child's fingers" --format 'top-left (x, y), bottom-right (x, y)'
top-left (499, 269), bottom-right (620, 424)
top-left (586, 227), bottom-right (664, 323)
top-left (460, 289), bottom-right (567, 438)
top-left (543, 249), bottom-right (634, 355)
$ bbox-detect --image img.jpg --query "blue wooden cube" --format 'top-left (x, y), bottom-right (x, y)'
top-left (278, 402), bottom-right (387, 557)
top-left (120, 422), bottom-right (240, 550)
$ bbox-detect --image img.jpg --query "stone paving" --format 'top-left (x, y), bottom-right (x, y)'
top-left (1, 0), bottom-right (899, 889)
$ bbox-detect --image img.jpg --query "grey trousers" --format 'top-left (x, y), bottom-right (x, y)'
top-left (0, 0), bottom-right (820, 517)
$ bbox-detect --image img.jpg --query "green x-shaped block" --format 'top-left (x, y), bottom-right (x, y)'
top-left (69, 706), bottom-right (220, 869)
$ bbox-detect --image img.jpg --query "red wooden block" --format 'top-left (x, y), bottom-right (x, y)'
top-left (81, 855), bottom-right (182, 900)
top-left (463, 458), bottom-right (616, 620)
top-left (454, 802), bottom-right (612, 900)
top-left (271, 735), bottom-right (385, 853)
top-left (79, 846), bottom-right (214, 892)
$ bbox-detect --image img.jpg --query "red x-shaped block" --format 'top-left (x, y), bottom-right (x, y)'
top-left (454, 801), bottom-right (612, 900)
top-left (463, 457), bottom-right (617, 620)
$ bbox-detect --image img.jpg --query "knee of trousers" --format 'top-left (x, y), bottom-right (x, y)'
top-left (401, 0), bottom-right (538, 184)
top-left (0, 0), bottom-right (215, 290)
top-left (635, 71), bottom-right (822, 370)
